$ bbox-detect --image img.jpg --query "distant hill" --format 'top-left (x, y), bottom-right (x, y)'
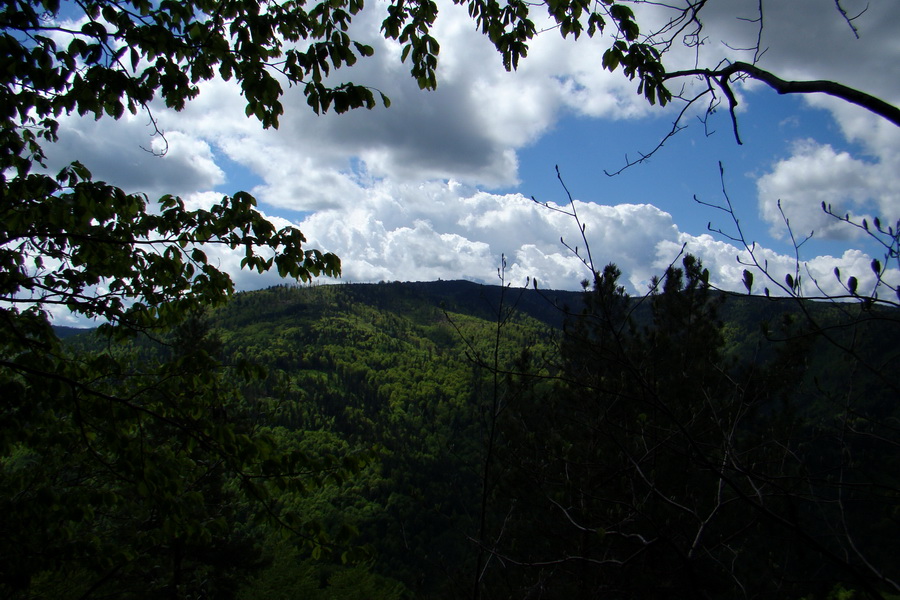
top-left (246, 279), bottom-right (587, 327)
top-left (217, 280), bottom-right (899, 414)
top-left (52, 325), bottom-right (94, 339)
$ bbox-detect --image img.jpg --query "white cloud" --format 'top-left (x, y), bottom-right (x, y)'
top-left (187, 182), bottom-right (897, 307)
top-left (284, 181), bottom-right (682, 290)
top-left (42, 114), bottom-right (225, 199)
top-left (32, 179), bottom-right (897, 330)
top-left (24, 0), bottom-right (900, 324)
top-left (674, 1), bottom-right (900, 248)
top-left (282, 181), bottom-right (713, 293)
top-left (667, 231), bottom-right (899, 300)
top-left (118, 0), bottom-right (676, 209)
top-left (755, 140), bottom-right (899, 240)
top-left (38, 0), bottom-right (900, 199)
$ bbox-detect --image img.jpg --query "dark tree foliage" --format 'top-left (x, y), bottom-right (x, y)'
top-left (20, 278), bottom-right (888, 599)
top-left (475, 256), bottom-right (899, 600)
top-left (0, 0), bottom-right (359, 594)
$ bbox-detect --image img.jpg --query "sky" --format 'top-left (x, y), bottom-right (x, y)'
top-left (41, 0), bottom-right (900, 323)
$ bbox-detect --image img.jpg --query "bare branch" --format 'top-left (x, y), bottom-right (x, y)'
top-left (663, 62), bottom-right (900, 128)
top-left (604, 88), bottom-right (710, 176)
top-left (834, 0), bottom-right (868, 39)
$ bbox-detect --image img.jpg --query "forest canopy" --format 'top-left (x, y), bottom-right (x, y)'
top-left (4, 278), bottom-right (895, 599)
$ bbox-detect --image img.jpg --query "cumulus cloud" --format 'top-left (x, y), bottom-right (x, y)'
top-left (286, 181), bottom-right (682, 290)
top-left (130, 0), bottom-right (672, 210)
top-left (687, 1), bottom-right (900, 247)
top-left (27, 0), bottom-right (900, 322)
top-left (755, 140), bottom-right (900, 240)
top-left (184, 182), bottom-right (896, 309)
top-left (39, 177), bottom-right (897, 331)
top-left (42, 114), bottom-right (225, 199)
top-left (661, 232), bottom-right (899, 300)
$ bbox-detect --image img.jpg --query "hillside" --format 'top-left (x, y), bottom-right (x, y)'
top-left (209, 280), bottom-right (898, 597)
top-left (48, 278), bottom-right (900, 600)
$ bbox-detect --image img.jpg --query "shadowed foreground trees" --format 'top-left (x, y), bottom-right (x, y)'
top-left (194, 278), bottom-right (898, 600)
top-left (2, 322), bottom-right (260, 597)
top-left (2, 0), bottom-right (350, 595)
top-left (475, 256), bottom-right (900, 599)
top-left (0, 313), bottom-right (364, 598)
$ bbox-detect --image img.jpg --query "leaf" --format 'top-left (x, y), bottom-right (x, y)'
top-left (602, 47), bottom-right (621, 72)
top-left (609, 4), bottom-right (635, 22)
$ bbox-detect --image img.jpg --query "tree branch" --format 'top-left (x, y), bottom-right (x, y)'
top-left (664, 62), bottom-right (900, 127)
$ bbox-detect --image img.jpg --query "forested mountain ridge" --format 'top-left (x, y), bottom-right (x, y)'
top-left (212, 277), bottom-right (894, 378)
top-left (218, 279), bottom-right (582, 327)
top-left (40, 277), bottom-right (900, 599)
top-left (208, 278), bottom-right (900, 599)
top-left (206, 280), bottom-right (566, 598)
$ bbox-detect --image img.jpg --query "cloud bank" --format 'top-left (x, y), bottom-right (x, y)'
top-left (37, 0), bottom-right (900, 315)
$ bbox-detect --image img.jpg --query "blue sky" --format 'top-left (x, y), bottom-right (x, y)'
top-left (40, 0), bottom-right (900, 323)
top-left (509, 89), bottom-right (863, 255)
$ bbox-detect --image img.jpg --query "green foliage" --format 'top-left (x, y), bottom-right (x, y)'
top-left (2, 5), bottom-right (894, 581)
top-left (2, 316), bottom-right (262, 597)
top-left (8, 1), bottom-right (881, 597)
top-left (35, 278), bottom-right (897, 599)
top-left (237, 540), bottom-right (407, 600)
top-left (2, 1), bottom-right (359, 594)
top-left (2, 178), bottom-right (339, 329)
top-left (206, 282), bottom-right (557, 597)
top-left (1, 0), bottom-right (650, 588)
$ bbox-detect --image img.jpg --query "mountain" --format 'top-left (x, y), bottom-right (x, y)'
top-left (52, 324), bottom-right (94, 339)
top-left (52, 279), bottom-right (900, 600)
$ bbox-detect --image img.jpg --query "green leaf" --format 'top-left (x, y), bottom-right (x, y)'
top-left (602, 47), bottom-right (621, 71)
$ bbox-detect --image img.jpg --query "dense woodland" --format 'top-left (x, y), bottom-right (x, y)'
top-left (6, 261), bottom-right (894, 599)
